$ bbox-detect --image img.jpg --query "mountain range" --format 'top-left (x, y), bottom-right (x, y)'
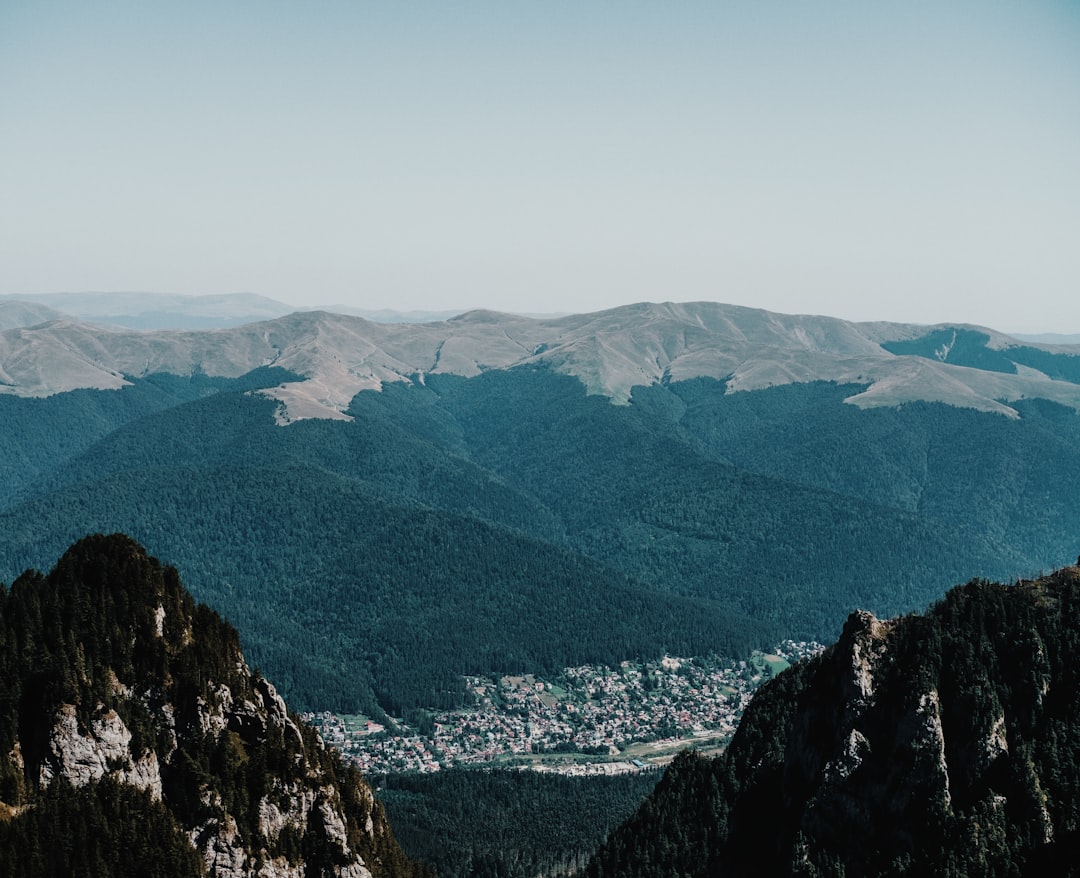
top-left (2, 299), bottom-right (1080, 718)
top-left (0, 292), bottom-right (296, 330)
top-left (6, 295), bottom-right (1080, 876)
top-left (0, 292), bottom-right (467, 331)
top-left (4, 300), bottom-right (1080, 420)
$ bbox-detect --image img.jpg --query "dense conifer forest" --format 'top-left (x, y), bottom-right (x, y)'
top-left (581, 565), bottom-right (1080, 876)
top-left (2, 367), bottom-right (1080, 715)
top-left (0, 535), bottom-right (429, 878)
top-left (0, 778), bottom-right (205, 878)
top-left (376, 768), bottom-right (659, 878)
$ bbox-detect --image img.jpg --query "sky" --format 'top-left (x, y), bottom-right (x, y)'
top-left (1, 1), bottom-right (1078, 333)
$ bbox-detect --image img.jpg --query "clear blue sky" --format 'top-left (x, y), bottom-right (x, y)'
top-left (2, 1), bottom-right (1078, 332)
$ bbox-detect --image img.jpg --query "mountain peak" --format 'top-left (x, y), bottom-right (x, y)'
top-left (584, 565), bottom-right (1080, 876)
top-left (447, 308), bottom-right (515, 323)
top-left (0, 534), bottom-right (429, 878)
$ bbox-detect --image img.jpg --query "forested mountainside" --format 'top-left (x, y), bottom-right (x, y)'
top-left (377, 768), bottom-right (658, 878)
top-left (0, 534), bottom-right (428, 878)
top-left (2, 302), bottom-right (1080, 717)
top-left (582, 564), bottom-right (1080, 877)
top-left (3, 366), bottom-right (1080, 717)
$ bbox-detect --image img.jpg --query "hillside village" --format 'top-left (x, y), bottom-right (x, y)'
top-left (305, 641), bottom-right (822, 775)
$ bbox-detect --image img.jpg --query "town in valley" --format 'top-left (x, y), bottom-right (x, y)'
top-left (305, 641), bottom-right (823, 776)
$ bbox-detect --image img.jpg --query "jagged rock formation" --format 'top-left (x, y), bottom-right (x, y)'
top-left (0, 534), bottom-right (429, 878)
top-left (582, 565), bottom-right (1080, 877)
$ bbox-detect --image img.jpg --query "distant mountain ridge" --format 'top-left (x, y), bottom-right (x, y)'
top-left (1010, 333), bottom-right (1080, 346)
top-left (0, 292), bottom-right (475, 329)
top-left (3, 300), bottom-right (1080, 421)
top-left (0, 299), bottom-right (67, 331)
top-left (0, 292), bottom-right (296, 329)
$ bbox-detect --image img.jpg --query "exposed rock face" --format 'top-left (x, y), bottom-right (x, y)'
top-left (0, 534), bottom-right (426, 878)
top-left (584, 566), bottom-right (1080, 877)
top-left (765, 586), bottom-right (1076, 875)
top-left (37, 703), bottom-right (167, 802)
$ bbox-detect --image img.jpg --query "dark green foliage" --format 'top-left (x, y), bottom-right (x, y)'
top-left (881, 329), bottom-right (1080, 385)
top-left (1006, 345), bottom-right (1080, 384)
top-left (0, 777), bottom-right (205, 878)
top-left (0, 534), bottom-right (430, 878)
top-left (376, 767), bottom-right (659, 878)
top-left (881, 329), bottom-right (1019, 373)
top-left (0, 367), bottom-right (299, 507)
top-left (0, 533), bottom-right (246, 797)
top-left (421, 371), bottom-right (1018, 630)
top-left (579, 750), bottom-right (736, 878)
top-left (3, 367), bottom-right (1080, 714)
top-left (581, 566), bottom-right (1080, 877)
top-left (0, 461), bottom-right (759, 716)
top-left (654, 379), bottom-right (1080, 573)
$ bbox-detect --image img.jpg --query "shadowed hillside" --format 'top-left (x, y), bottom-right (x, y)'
top-left (0, 534), bottom-right (429, 878)
top-left (582, 562), bottom-right (1080, 876)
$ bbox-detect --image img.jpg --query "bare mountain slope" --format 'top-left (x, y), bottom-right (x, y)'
top-left (2, 301), bottom-right (1079, 421)
top-left (0, 299), bottom-right (67, 331)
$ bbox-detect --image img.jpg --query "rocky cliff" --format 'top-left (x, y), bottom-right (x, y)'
top-left (583, 565), bottom-right (1080, 877)
top-left (0, 534), bottom-right (429, 878)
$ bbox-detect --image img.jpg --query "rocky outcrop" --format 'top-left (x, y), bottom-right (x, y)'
top-left (584, 566), bottom-right (1080, 877)
top-left (774, 589), bottom-right (1078, 875)
top-left (0, 534), bottom-right (426, 878)
top-left (39, 705), bottom-right (154, 794)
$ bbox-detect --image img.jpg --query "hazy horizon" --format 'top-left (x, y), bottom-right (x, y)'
top-left (2, 2), bottom-right (1078, 333)
top-left (8, 289), bottom-right (1080, 340)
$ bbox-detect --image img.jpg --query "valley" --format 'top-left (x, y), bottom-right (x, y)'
top-left (306, 640), bottom-right (823, 775)
top-left (3, 300), bottom-right (1080, 722)
top-left (8, 0), bottom-right (1076, 870)
top-left (4, 297), bottom-right (1080, 875)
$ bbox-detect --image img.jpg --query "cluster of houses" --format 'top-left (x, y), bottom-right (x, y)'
top-left (303, 640), bottom-right (822, 775)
